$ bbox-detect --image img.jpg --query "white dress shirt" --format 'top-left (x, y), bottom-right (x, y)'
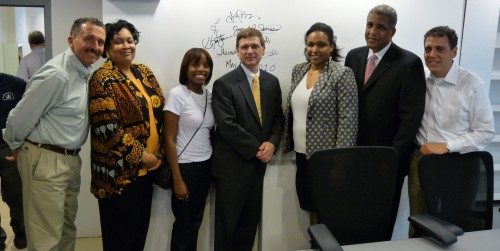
top-left (416, 62), bottom-right (495, 153)
top-left (367, 41), bottom-right (392, 66)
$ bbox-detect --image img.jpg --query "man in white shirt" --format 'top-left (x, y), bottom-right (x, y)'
top-left (16, 30), bottom-right (46, 82)
top-left (409, 26), bottom-right (495, 236)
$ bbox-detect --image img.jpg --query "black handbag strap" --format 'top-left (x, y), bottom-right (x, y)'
top-left (177, 90), bottom-right (208, 158)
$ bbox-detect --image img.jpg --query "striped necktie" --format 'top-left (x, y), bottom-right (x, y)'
top-left (364, 54), bottom-right (377, 84)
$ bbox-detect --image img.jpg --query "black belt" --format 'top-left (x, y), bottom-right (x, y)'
top-left (26, 139), bottom-right (80, 156)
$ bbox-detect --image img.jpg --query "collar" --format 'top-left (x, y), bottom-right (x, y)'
top-left (426, 60), bottom-right (458, 85)
top-left (66, 47), bottom-right (93, 80)
top-left (31, 46), bottom-right (45, 51)
top-left (367, 41), bottom-right (392, 61)
top-left (241, 64), bottom-right (260, 79)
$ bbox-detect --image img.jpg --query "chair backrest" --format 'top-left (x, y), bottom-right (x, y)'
top-left (308, 146), bottom-right (398, 245)
top-left (418, 151), bottom-right (493, 232)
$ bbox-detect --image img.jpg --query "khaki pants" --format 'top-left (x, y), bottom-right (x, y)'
top-left (17, 142), bottom-right (81, 251)
top-left (408, 150), bottom-right (428, 237)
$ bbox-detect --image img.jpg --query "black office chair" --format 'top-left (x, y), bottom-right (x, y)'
top-left (307, 146), bottom-right (399, 248)
top-left (416, 151), bottom-right (493, 230)
top-left (408, 151), bottom-right (494, 246)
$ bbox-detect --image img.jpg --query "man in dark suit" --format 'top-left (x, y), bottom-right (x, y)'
top-left (212, 28), bottom-right (285, 251)
top-left (344, 4), bottom-right (426, 231)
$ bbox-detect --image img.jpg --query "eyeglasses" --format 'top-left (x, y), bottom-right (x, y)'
top-left (239, 45), bottom-right (262, 52)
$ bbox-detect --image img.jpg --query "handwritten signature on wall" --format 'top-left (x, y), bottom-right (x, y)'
top-left (201, 10), bottom-right (282, 72)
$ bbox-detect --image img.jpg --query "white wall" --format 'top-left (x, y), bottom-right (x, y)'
top-left (0, 7), bottom-right (16, 42)
top-left (15, 7), bottom-right (44, 57)
top-left (0, 7), bottom-right (17, 73)
top-left (103, 0), bottom-right (464, 102)
top-left (461, 0), bottom-right (500, 90)
top-left (14, 7), bottom-right (26, 56)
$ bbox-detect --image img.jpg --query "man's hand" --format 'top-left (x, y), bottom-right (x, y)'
top-left (256, 142), bottom-right (275, 163)
top-left (419, 143), bottom-right (448, 155)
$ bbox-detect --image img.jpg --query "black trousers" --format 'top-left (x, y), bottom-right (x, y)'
top-left (214, 172), bottom-right (263, 251)
top-left (170, 159), bottom-right (211, 251)
top-left (389, 150), bottom-right (413, 234)
top-left (98, 174), bottom-right (153, 251)
top-left (0, 144), bottom-right (25, 243)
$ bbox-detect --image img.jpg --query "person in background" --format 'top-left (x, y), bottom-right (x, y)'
top-left (3, 17), bottom-right (105, 250)
top-left (16, 30), bottom-right (46, 82)
top-left (211, 27), bottom-right (285, 251)
top-left (164, 48), bottom-right (214, 251)
top-left (0, 73), bottom-right (27, 250)
top-left (89, 19), bottom-right (163, 251)
top-left (409, 26), bottom-right (495, 237)
top-left (282, 22), bottom-right (358, 237)
top-left (344, 4), bottom-right (426, 231)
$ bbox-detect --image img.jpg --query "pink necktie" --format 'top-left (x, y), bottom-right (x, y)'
top-left (364, 54), bottom-right (377, 84)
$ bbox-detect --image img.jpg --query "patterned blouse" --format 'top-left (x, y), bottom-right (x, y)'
top-left (282, 60), bottom-right (358, 158)
top-left (89, 60), bottom-right (164, 199)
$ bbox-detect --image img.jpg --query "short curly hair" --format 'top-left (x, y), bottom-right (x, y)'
top-left (102, 19), bottom-right (140, 58)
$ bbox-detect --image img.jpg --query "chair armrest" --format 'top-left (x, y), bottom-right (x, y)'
top-left (408, 214), bottom-right (463, 246)
top-left (308, 224), bottom-right (344, 251)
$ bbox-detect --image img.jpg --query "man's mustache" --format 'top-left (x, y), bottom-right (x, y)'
top-left (85, 49), bottom-right (100, 56)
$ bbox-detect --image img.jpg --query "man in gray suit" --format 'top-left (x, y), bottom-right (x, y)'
top-left (211, 28), bottom-right (285, 251)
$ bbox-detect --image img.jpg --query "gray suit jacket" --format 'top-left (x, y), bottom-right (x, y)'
top-left (283, 60), bottom-right (358, 158)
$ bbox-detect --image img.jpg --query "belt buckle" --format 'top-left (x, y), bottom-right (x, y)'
top-left (65, 148), bottom-right (77, 156)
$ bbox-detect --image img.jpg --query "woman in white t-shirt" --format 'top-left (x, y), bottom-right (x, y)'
top-left (163, 48), bottom-right (214, 251)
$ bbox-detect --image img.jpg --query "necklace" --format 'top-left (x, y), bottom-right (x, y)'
top-left (308, 69), bottom-right (321, 75)
top-left (189, 89), bottom-right (206, 108)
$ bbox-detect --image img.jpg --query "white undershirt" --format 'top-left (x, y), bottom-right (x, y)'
top-left (291, 75), bottom-right (313, 154)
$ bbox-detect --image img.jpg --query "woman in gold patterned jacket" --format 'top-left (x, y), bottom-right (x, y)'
top-left (88, 19), bottom-right (164, 251)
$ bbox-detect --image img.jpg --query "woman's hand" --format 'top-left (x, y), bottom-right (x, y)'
top-left (174, 179), bottom-right (189, 202)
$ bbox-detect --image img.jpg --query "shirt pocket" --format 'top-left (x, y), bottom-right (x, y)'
top-left (438, 104), bottom-right (469, 131)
